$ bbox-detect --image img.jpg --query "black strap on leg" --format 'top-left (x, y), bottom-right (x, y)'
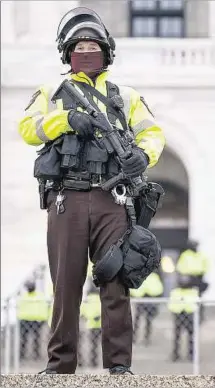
top-left (125, 196), bottom-right (136, 227)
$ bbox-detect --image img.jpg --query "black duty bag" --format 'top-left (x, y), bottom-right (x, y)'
top-left (92, 244), bottom-right (124, 287)
top-left (119, 225), bottom-right (161, 289)
top-left (34, 136), bottom-right (64, 179)
top-left (92, 225), bottom-right (161, 289)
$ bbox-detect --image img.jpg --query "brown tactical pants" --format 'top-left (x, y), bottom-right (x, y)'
top-left (46, 188), bottom-right (132, 373)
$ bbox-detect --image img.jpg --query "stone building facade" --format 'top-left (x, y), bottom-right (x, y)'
top-left (1, 1), bottom-right (215, 298)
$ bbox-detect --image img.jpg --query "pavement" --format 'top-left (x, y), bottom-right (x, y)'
top-left (1, 374), bottom-right (215, 388)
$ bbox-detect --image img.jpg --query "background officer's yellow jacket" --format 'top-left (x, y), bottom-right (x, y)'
top-left (18, 71), bottom-right (165, 168)
top-left (80, 293), bottom-right (101, 329)
top-left (17, 291), bottom-right (49, 321)
top-left (130, 273), bottom-right (164, 298)
top-left (176, 249), bottom-right (209, 276)
top-left (161, 255), bottom-right (175, 273)
top-left (168, 288), bottom-right (199, 314)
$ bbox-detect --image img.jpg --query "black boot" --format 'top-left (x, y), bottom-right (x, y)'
top-left (109, 365), bottom-right (134, 375)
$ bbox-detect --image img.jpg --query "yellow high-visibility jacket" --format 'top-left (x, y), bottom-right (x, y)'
top-left (168, 287), bottom-right (199, 314)
top-left (161, 256), bottom-right (175, 273)
top-left (18, 71), bottom-right (165, 168)
top-left (17, 291), bottom-right (49, 321)
top-left (130, 272), bottom-right (164, 298)
top-left (176, 249), bottom-right (209, 276)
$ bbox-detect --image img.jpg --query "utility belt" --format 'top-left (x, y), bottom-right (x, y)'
top-left (50, 172), bottom-right (106, 192)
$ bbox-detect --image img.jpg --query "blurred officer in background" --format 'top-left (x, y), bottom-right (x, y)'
top-left (18, 7), bottom-right (165, 375)
top-left (176, 240), bottom-right (209, 295)
top-left (17, 281), bottom-right (48, 360)
top-left (160, 255), bottom-right (175, 296)
top-left (161, 255), bottom-right (175, 275)
top-left (130, 272), bottom-right (163, 345)
top-left (168, 240), bottom-right (209, 361)
top-left (176, 240), bottom-right (209, 321)
top-left (168, 275), bottom-right (199, 362)
top-left (80, 281), bottom-right (101, 367)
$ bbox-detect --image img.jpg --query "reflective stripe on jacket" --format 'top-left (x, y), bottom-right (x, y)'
top-left (17, 291), bottom-right (49, 321)
top-left (176, 249), bottom-right (209, 276)
top-left (130, 273), bottom-right (164, 298)
top-left (168, 287), bottom-right (199, 314)
top-left (18, 71), bottom-right (165, 168)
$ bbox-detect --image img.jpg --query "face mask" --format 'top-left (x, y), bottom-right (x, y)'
top-left (71, 51), bottom-right (104, 78)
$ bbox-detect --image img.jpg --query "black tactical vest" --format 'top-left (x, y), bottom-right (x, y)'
top-left (34, 81), bottom-right (128, 181)
top-left (60, 80), bottom-right (127, 179)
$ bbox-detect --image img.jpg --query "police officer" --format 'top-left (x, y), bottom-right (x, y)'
top-left (18, 7), bottom-right (165, 374)
top-left (130, 272), bottom-right (163, 344)
top-left (176, 241), bottom-right (209, 294)
top-left (176, 240), bottom-right (209, 321)
top-left (17, 281), bottom-right (48, 360)
top-left (168, 277), bottom-right (199, 362)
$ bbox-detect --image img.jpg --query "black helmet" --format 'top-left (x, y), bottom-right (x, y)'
top-left (25, 280), bottom-right (36, 293)
top-left (56, 7), bottom-right (116, 66)
top-left (186, 239), bottom-right (198, 251)
top-left (177, 274), bottom-right (193, 288)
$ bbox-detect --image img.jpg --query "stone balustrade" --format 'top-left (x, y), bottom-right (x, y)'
top-left (2, 39), bottom-right (215, 88)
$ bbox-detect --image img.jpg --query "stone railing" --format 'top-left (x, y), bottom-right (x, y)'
top-left (114, 38), bottom-right (215, 67)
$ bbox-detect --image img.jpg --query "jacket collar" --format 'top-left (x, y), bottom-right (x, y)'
top-left (69, 71), bottom-right (109, 87)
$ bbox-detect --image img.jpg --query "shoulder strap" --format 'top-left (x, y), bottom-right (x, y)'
top-left (71, 80), bottom-right (102, 113)
top-left (72, 80), bottom-right (128, 130)
top-left (106, 81), bottom-right (128, 129)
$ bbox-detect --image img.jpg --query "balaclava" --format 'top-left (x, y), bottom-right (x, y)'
top-left (71, 46), bottom-right (105, 78)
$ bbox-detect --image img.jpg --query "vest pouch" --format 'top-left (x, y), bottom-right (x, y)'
top-left (59, 134), bottom-right (81, 169)
top-left (34, 137), bottom-right (63, 179)
top-left (85, 141), bottom-right (108, 175)
top-left (107, 155), bottom-right (120, 177)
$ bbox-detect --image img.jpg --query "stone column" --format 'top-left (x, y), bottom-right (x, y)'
top-left (17, 1), bottom-right (79, 44)
top-left (188, 109), bottom-right (215, 299)
top-left (209, 0), bottom-right (215, 37)
top-left (1, 0), bottom-right (16, 44)
top-left (185, 0), bottom-right (209, 38)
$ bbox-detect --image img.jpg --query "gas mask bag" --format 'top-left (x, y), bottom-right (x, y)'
top-left (92, 225), bottom-right (161, 289)
top-left (120, 225), bottom-right (162, 289)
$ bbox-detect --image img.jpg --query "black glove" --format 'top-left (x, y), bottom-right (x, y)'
top-left (89, 112), bottom-right (111, 132)
top-left (68, 110), bottom-right (95, 139)
top-left (120, 147), bottom-right (149, 178)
